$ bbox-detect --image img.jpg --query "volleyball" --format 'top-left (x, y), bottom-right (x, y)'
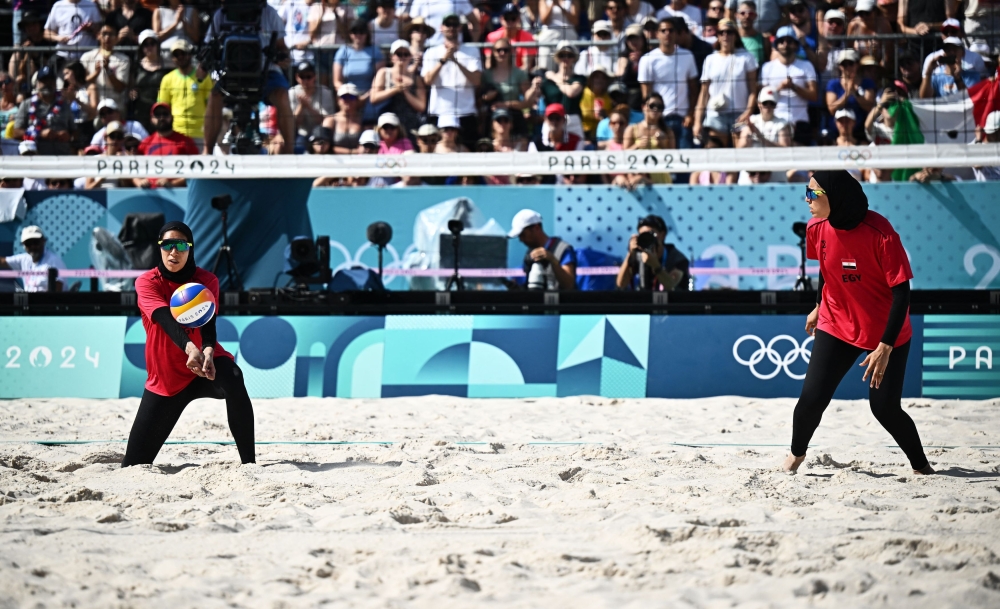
top-left (169, 282), bottom-right (217, 328)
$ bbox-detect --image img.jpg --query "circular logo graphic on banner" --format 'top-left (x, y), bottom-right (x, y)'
top-left (732, 334), bottom-right (813, 380)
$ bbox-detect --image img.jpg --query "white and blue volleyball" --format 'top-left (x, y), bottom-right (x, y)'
top-left (169, 283), bottom-right (217, 328)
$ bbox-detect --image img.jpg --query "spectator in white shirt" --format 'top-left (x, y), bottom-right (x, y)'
top-left (280, 0), bottom-right (315, 63)
top-left (0, 226), bottom-right (67, 292)
top-left (693, 19), bottom-right (757, 147)
top-left (44, 0), bottom-right (102, 60)
top-left (81, 23), bottom-right (131, 112)
top-left (421, 12), bottom-right (481, 149)
top-left (656, 0), bottom-right (702, 36)
top-left (759, 25), bottom-right (817, 145)
top-left (91, 98), bottom-right (149, 149)
top-left (576, 20), bottom-right (618, 76)
top-left (638, 17), bottom-right (698, 148)
top-left (736, 86), bottom-right (791, 148)
top-left (406, 0), bottom-right (479, 46)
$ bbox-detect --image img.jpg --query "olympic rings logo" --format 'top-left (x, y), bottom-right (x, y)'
top-left (375, 158), bottom-right (407, 170)
top-left (732, 334), bottom-right (814, 380)
top-left (838, 149), bottom-right (872, 164)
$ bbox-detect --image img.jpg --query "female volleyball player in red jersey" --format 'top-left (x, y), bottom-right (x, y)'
top-left (121, 221), bottom-right (255, 467)
top-left (782, 170), bottom-right (933, 475)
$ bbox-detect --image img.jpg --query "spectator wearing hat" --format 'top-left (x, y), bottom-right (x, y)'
top-left (334, 20), bottom-right (385, 119)
top-left (154, 0), bottom-right (200, 66)
top-left (371, 40), bottom-right (428, 139)
top-left (638, 18), bottom-right (698, 149)
top-left (833, 107), bottom-right (860, 148)
top-left (486, 4), bottom-right (537, 70)
top-left (289, 61), bottom-right (336, 148)
top-left (533, 0), bottom-right (580, 70)
top-left (576, 20), bottom-right (617, 76)
top-left (404, 17), bottom-right (435, 73)
top-left (44, 0), bottom-right (102, 60)
top-left (405, 0), bottom-right (480, 47)
top-left (736, 86), bottom-right (792, 147)
top-left (0, 226), bottom-right (67, 292)
top-left (543, 41), bottom-right (586, 137)
top-left (973, 110), bottom-right (1000, 182)
top-left (817, 8), bottom-right (849, 81)
top-left (81, 23), bottom-right (131, 112)
top-left (376, 112), bottom-right (414, 154)
top-left (723, 0), bottom-right (785, 35)
top-left (10, 11), bottom-right (55, 95)
top-left (528, 103), bottom-right (584, 182)
top-left (157, 39), bottom-right (212, 148)
top-left (13, 66), bottom-right (75, 155)
top-left (308, 125), bottom-right (334, 154)
top-left (131, 30), bottom-right (171, 134)
top-left (422, 13), bottom-right (482, 149)
top-left (922, 19), bottom-right (989, 79)
top-left (138, 103), bottom-right (198, 188)
top-left (848, 0), bottom-right (894, 66)
top-left (483, 37), bottom-right (539, 139)
top-left (325, 83), bottom-right (364, 153)
top-left (415, 123), bottom-right (440, 152)
top-left (760, 25), bottom-right (818, 145)
top-left (921, 37), bottom-right (983, 99)
top-left (693, 18), bottom-right (758, 147)
top-left (826, 49), bottom-right (876, 135)
top-left (580, 66), bottom-right (614, 141)
top-left (508, 209), bottom-right (577, 292)
top-left (434, 114), bottom-right (469, 152)
top-left (617, 23), bottom-right (649, 111)
top-left (17, 141), bottom-right (46, 191)
top-left (106, 0), bottom-right (153, 45)
top-left (91, 98), bottom-right (149, 149)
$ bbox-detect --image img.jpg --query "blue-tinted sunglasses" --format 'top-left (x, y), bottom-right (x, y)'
top-left (805, 187), bottom-right (826, 201)
top-left (159, 239), bottom-right (192, 252)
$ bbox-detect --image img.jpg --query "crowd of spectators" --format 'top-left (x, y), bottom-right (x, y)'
top-left (2, 0), bottom-right (1000, 188)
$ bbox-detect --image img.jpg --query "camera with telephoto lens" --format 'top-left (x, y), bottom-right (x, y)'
top-left (636, 231), bottom-right (657, 251)
top-left (197, 0), bottom-right (277, 154)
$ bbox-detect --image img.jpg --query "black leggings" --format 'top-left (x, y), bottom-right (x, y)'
top-left (122, 357), bottom-right (255, 466)
top-left (791, 330), bottom-right (928, 470)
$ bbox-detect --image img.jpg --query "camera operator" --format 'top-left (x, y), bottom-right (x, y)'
top-left (202, 0), bottom-right (296, 154)
top-left (616, 214), bottom-right (690, 291)
top-left (508, 209), bottom-right (577, 291)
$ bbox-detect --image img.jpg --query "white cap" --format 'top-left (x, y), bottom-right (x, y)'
top-left (359, 129), bottom-right (379, 146)
top-left (838, 48), bottom-right (860, 64)
top-left (377, 112), bottom-right (401, 128)
top-left (835, 108), bottom-right (856, 121)
top-left (985, 110), bottom-right (1000, 134)
top-left (942, 18), bottom-right (962, 30)
top-left (138, 29), bottom-right (157, 46)
top-left (20, 225), bottom-right (44, 243)
top-left (169, 38), bottom-right (193, 53)
top-left (758, 86), bottom-right (776, 104)
top-left (855, 0), bottom-right (875, 11)
top-left (106, 120), bottom-right (125, 134)
top-left (438, 114), bottom-right (460, 129)
top-left (416, 123), bottom-right (439, 137)
top-left (970, 41), bottom-right (992, 57)
top-left (555, 40), bottom-right (579, 57)
top-left (338, 83), bottom-right (360, 97)
top-left (592, 19), bottom-right (611, 34)
top-left (943, 36), bottom-right (963, 47)
top-left (18, 140), bottom-right (37, 155)
top-left (508, 209), bottom-right (543, 238)
top-left (97, 98), bottom-right (118, 112)
top-left (389, 39), bottom-right (410, 56)
top-left (824, 9), bottom-right (845, 22)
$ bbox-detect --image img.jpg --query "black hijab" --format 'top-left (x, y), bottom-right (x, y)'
top-left (812, 170), bottom-right (869, 231)
top-left (157, 221), bottom-right (197, 284)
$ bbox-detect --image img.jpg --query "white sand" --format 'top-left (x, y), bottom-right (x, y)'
top-left (1, 395), bottom-right (999, 608)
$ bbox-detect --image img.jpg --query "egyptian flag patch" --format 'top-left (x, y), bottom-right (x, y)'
top-left (842, 259), bottom-right (857, 270)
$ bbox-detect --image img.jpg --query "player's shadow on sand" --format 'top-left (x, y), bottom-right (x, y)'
top-left (156, 463), bottom-right (199, 474)
top-left (934, 467), bottom-right (1000, 479)
top-left (265, 460), bottom-right (402, 472)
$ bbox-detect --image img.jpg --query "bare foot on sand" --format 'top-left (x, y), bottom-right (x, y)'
top-left (782, 453), bottom-right (805, 473)
top-left (913, 464), bottom-right (935, 475)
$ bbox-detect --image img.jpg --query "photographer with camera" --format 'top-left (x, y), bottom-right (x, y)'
top-left (616, 214), bottom-right (690, 291)
top-left (919, 37), bottom-right (982, 100)
top-left (508, 209), bottom-right (576, 292)
top-left (202, 0), bottom-right (296, 154)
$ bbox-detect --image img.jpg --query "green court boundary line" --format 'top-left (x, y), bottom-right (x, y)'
top-left (1, 440), bottom-right (998, 450)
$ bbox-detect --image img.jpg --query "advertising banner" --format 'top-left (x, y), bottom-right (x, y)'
top-left (922, 315), bottom-right (999, 400)
top-left (0, 317), bottom-right (126, 398)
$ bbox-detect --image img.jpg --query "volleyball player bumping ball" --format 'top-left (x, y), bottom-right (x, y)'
top-left (782, 170), bottom-right (934, 476)
top-left (121, 222), bottom-right (256, 467)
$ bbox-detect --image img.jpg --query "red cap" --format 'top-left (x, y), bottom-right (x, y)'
top-left (151, 102), bottom-right (171, 117)
top-left (544, 103), bottom-right (566, 119)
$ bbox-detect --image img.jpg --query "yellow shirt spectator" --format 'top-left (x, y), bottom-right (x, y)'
top-left (580, 86), bottom-right (614, 138)
top-left (158, 67), bottom-right (213, 139)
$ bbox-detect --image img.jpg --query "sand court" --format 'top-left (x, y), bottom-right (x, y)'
top-left (1, 396), bottom-right (999, 608)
